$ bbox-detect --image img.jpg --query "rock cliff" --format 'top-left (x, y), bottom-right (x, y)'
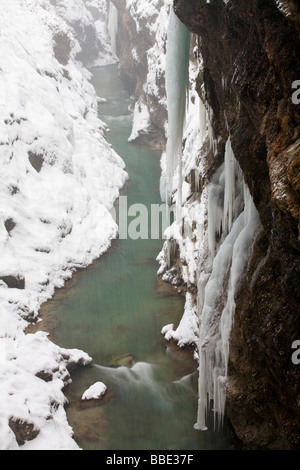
top-left (172, 0), bottom-right (300, 449)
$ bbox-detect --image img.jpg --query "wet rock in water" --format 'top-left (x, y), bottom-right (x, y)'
top-left (66, 406), bottom-right (111, 448)
top-left (107, 353), bottom-right (135, 368)
top-left (67, 389), bottom-right (114, 412)
top-left (154, 277), bottom-right (186, 298)
top-left (164, 337), bottom-right (198, 376)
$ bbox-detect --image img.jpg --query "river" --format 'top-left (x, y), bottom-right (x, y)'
top-left (35, 64), bottom-right (233, 451)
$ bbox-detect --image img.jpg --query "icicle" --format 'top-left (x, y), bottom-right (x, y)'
top-left (194, 182), bottom-right (261, 432)
top-left (195, 211), bottom-right (245, 431)
top-left (166, 239), bottom-right (177, 270)
top-left (199, 98), bottom-right (207, 148)
top-left (194, 170), bottom-right (201, 193)
top-left (207, 164), bottom-right (224, 257)
top-left (194, 352), bottom-right (208, 431)
top-left (165, 8), bottom-right (190, 222)
top-left (222, 137), bottom-right (236, 236)
top-left (108, 1), bottom-right (118, 55)
top-left (206, 105), bottom-right (217, 155)
top-left (221, 76), bottom-right (227, 90)
top-left (207, 138), bottom-right (244, 258)
top-left (188, 169), bottom-right (201, 193)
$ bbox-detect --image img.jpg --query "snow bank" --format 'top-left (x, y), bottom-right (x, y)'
top-left (0, 0), bottom-right (127, 450)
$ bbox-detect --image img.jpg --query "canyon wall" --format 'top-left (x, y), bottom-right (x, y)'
top-left (172, 0), bottom-right (300, 449)
top-left (111, 0), bottom-right (171, 148)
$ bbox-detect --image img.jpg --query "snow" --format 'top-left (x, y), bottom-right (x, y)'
top-left (82, 381), bottom-right (107, 400)
top-left (0, 0), bottom-right (126, 450)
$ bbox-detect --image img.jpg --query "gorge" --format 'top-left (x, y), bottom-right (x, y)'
top-left (0, 0), bottom-right (299, 451)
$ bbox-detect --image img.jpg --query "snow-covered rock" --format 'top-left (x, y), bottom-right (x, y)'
top-left (52, 0), bottom-right (118, 66)
top-left (81, 381), bottom-right (107, 400)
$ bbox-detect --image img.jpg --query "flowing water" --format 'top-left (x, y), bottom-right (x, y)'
top-left (36, 64), bottom-right (233, 450)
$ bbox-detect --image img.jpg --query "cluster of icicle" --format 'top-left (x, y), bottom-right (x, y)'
top-left (163, 8), bottom-right (261, 432)
top-left (195, 137), bottom-right (261, 431)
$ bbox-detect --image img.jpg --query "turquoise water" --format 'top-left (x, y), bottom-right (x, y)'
top-left (41, 65), bottom-right (233, 450)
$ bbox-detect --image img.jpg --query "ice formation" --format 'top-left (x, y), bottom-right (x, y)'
top-left (165, 7), bottom-right (190, 218)
top-left (108, 1), bottom-right (118, 55)
top-left (192, 135), bottom-right (262, 431)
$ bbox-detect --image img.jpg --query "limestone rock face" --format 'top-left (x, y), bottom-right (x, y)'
top-left (174, 0), bottom-right (300, 449)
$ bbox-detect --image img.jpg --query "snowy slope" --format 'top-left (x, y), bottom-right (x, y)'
top-left (0, 0), bottom-right (126, 449)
